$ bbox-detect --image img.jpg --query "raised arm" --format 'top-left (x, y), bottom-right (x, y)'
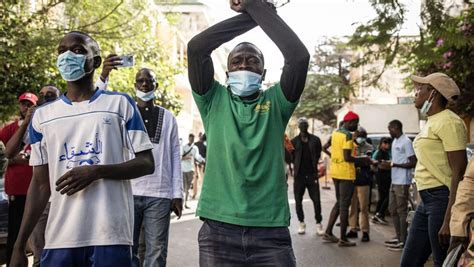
top-left (187, 13), bottom-right (257, 95)
top-left (242, 0), bottom-right (310, 102)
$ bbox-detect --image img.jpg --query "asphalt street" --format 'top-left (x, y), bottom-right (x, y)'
top-left (167, 177), bottom-right (414, 267)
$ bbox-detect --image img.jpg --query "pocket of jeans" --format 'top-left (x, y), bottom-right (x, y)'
top-left (422, 188), bottom-right (449, 200)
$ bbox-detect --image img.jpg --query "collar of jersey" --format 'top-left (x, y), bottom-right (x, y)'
top-left (60, 88), bottom-right (102, 105)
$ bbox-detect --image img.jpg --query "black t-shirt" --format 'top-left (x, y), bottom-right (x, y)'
top-left (195, 141), bottom-right (206, 158)
top-left (299, 141), bottom-right (314, 175)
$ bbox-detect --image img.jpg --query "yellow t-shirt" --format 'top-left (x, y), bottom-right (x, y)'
top-left (330, 129), bottom-right (355, 180)
top-left (413, 109), bottom-right (467, 191)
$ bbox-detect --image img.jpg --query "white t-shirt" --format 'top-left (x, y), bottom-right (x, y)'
top-left (391, 134), bottom-right (415, 185)
top-left (180, 144), bottom-right (202, 173)
top-left (29, 89), bottom-right (153, 249)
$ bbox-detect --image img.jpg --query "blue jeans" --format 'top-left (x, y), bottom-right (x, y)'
top-left (41, 245), bottom-right (131, 267)
top-left (401, 186), bottom-right (449, 267)
top-left (198, 219), bottom-right (296, 266)
top-left (132, 196), bottom-right (172, 267)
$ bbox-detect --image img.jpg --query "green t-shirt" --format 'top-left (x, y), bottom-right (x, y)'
top-left (192, 80), bottom-right (298, 227)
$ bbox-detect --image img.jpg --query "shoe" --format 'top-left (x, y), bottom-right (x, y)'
top-left (297, 222), bottom-right (306, 234)
top-left (322, 233), bottom-right (339, 243)
top-left (338, 239), bottom-right (357, 247)
top-left (184, 204), bottom-right (190, 209)
top-left (387, 242), bottom-right (404, 251)
top-left (346, 230), bottom-right (358, 239)
top-left (373, 213), bottom-right (388, 225)
top-left (361, 232), bottom-right (370, 242)
top-left (384, 238), bottom-right (399, 246)
top-left (315, 223), bottom-right (324, 236)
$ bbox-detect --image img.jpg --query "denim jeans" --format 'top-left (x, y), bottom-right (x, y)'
top-left (132, 196), bottom-right (172, 267)
top-left (41, 245), bottom-right (131, 267)
top-left (198, 219), bottom-right (296, 266)
top-left (401, 186), bottom-right (449, 267)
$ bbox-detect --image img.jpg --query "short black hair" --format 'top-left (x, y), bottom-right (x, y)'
top-left (63, 31), bottom-right (100, 56)
top-left (228, 42), bottom-right (265, 65)
top-left (189, 133), bottom-right (195, 138)
top-left (389, 120), bottom-right (403, 131)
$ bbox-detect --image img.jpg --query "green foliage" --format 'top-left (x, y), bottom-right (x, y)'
top-left (0, 0), bottom-right (183, 122)
top-left (349, 1), bottom-right (474, 116)
top-left (294, 38), bottom-right (352, 125)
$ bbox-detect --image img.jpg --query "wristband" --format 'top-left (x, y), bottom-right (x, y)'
top-left (390, 162), bottom-right (394, 168)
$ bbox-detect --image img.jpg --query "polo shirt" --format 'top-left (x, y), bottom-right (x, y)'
top-left (330, 129), bottom-right (355, 180)
top-left (413, 109), bottom-right (467, 191)
top-left (391, 134), bottom-right (415, 185)
top-left (193, 80), bottom-right (297, 227)
top-left (0, 120), bottom-right (33, 195)
top-left (29, 89), bottom-right (153, 249)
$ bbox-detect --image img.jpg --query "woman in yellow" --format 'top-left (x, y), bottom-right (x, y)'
top-left (401, 73), bottom-right (468, 267)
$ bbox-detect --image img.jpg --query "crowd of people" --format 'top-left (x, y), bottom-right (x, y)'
top-left (0, 0), bottom-right (472, 266)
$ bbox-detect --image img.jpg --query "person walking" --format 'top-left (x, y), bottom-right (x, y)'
top-left (322, 112), bottom-right (372, 247)
top-left (181, 134), bottom-right (203, 209)
top-left (10, 31), bottom-right (155, 267)
top-left (187, 0), bottom-right (310, 265)
top-left (291, 117), bottom-right (324, 236)
top-left (130, 68), bottom-right (183, 267)
top-left (400, 73), bottom-right (467, 266)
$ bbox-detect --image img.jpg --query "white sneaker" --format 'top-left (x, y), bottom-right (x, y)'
top-left (298, 222), bottom-right (306, 234)
top-left (316, 223), bottom-right (324, 236)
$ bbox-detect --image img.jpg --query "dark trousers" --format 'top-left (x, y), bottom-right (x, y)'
top-left (198, 219), bottom-right (296, 266)
top-left (325, 179), bottom-right (354, 240)
top-left (401, 187), bottom-right (449, 267)
top-left (294, 174), bottom-right (322, 223)
top-left (375, 173), bottom-right (391, 217)
top-left (6, 195), bottom-right (26, 267)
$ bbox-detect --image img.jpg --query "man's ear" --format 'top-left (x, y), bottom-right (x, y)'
top-left (261, 69), bottom-right (267, 81)
top-left (93, 56), bottom-right (102, 69)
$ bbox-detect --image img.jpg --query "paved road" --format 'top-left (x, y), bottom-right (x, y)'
top-left (167, 178), bottom-right (406, 267)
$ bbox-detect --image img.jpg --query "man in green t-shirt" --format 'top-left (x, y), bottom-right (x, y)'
top-left (187, 0), bottom-right (309, 265)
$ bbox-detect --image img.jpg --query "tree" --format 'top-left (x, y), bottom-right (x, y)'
top-left (294, 38), bottom-right (353, 125)
top-left (349, 1), bottom-right (473, 116)
top-left (0, 0), bottom-right (183, 122)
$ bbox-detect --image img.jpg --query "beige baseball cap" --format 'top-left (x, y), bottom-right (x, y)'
top-left (411, 72), bottom-right (460, 100)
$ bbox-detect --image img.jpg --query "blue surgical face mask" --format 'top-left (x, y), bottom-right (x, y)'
top-left (226, 70), bottom-right (262, 97)
top-left (57, 51), bottom-right (92, 81)
top-left (356, 137), bottom-right (366, 145)
top-left (136, 89), bottom-right (156, 102)
top-left (420, 90), bottom-right (436, 116)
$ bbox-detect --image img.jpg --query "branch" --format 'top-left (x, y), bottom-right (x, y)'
top-left (80, 0), bottom-right (124, 29)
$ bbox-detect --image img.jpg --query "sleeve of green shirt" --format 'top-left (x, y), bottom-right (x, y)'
top-left (272, 83), bottom-right (298, 124)
top-left (437, 119), bottom-right (467, 151)
top-left (192, 81), bottom-right (224, 122)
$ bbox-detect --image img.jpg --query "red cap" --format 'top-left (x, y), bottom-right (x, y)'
top-left (18, 92), bottom-right (38, 105)
top-left (343, 111), bottom-right (359, 122)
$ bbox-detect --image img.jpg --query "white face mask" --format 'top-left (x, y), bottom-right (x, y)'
top-left (136, 89), bottom-right (156, 102)
top-left (420, 90), bottom-right (436, 116)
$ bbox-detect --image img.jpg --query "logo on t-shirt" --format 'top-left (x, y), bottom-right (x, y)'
top-left (254, 101), bottom-right (271, 114)
top-left (59, 133), bottom-right (103, 169)
top-left (103, 116), bottom-right (112, 125)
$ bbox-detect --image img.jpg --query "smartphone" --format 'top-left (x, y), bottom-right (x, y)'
top-left (119, 55), bottom-right (134, 67)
